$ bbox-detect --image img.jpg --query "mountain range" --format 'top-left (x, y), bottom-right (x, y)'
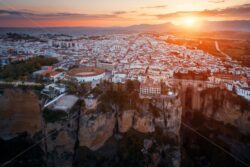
top-left (0, 20), bottom-right (249, 36)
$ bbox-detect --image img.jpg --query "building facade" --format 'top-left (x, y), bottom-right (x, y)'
top-left (140, 78), bottom-right (161, 96)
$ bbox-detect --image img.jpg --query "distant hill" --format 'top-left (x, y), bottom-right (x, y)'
top-left (124, 23), bottom-right (175, 32)
top-left (125, 20), bottom-right (250, 32)
top-left (0, 20), bottom-right (249, 36)
top-left (197, 20), bottom-right (250, 31)
top-left (122, 20), bottom-right (250, 32)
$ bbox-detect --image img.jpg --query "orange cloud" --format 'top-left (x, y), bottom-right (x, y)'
top-left (0, 3), bottom-right (250, 27)
top-left (156, 4), bottom-right (250, 20)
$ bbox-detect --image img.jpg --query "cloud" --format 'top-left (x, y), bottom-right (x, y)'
top-left (156, 3), bottom-right (250, 19)
top-left (208, 0), bottom-right (225, 3)
top-left (112, 10), bottom-right (137, 15)
top-left (141, 5), bottom-right (167, 9)
top-left (0, 10), bottom-right (35, 16)
top-left (0, 10), bottom-right (119, 20)
top-left (113, 11), bottom-right (127, 15)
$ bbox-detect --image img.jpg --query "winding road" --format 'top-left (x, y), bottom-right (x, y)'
top-left (214, 41), bottom-right (232, 61)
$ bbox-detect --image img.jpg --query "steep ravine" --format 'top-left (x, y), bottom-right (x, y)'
top-left (47, 86), bottom-right (250, 167)
top-left (72, 104), bottom-right (81, 166)
top-left (76, 95), bottom-right (183, 167)
top-left (42, 100), bottom-right (82, 167)
top-left (0, 87), bottom-right (249, 167)
top-left (181, 87), bottom-right (250, 167)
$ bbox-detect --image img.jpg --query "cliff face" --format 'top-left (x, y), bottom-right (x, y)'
top-left (202, 94), bottom-right (242, 123)
top-left (235, 111), bottom-right (250, 135)
top-left (133, 111), bottom-right (155, 133)
top-left (118, 97), bottom-right (182, 135)
top-left (0, 89), bottom-right (45, 166)
top-left (200, 89), bottom-right (250, 135)
top-left (1, 84), bottom-right (249, 166)
top-left (164, 98), bottom-right (182, 136)
top-left (180, 86), bottom-right (250, 167)
top-left (0, 89), bottom-right (41, 136)
top-left (44, 120), bottom-right (78, 167)
top-left (118, 109), bottom-right (135, 133)
top-left (179, 83), bottom-right (250, 135)
top-left (0, 88), bottom-right (181, 166)
top-left (79, 111), bottom-right (116, 151)
top-left (78, 95), bottom-right (183, 154)
top-left (42, 86), bottom-right (248, 166)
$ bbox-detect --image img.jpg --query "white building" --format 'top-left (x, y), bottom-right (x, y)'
top-left (112, 73), bottom-right (127, 83)
top-left (140, 78), bottom-right (161, 96)
top-left (41, 83), bottom-right (67, 98)
top-left (67, 68), bottom-right (106, 83)
top-left (49, 71), bottom-right (64, 82)
top-left (236, 85), bottom-right (250, 101)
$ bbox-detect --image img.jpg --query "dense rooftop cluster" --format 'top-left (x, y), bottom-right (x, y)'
top-left (0, 33), bottom-right (249, 100)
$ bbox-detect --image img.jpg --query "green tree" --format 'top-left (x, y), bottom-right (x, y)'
top-left (0, 56), bottom-right (58, 80)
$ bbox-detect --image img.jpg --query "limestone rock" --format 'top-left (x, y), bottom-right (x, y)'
top-left (79, 111), bottom-right (115, 150)
top-left (154, 111), bottom-right (165, 129)
top-left (118, 109), bottom-right (135, 133)
top-left (133, 111), bottom-right (155, 133)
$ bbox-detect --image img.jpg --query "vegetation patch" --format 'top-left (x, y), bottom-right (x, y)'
top-left (0, 56), bottom-right (58, 81)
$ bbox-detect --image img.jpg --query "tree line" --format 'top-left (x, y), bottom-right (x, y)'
top-left (0, 56), bottom-right (58, 81)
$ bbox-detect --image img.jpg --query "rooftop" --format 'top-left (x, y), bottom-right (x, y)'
top-left (214, 74), bottom-right (247, 81)
top-left (48, 94), bottom-right (79, 112)
top-left (67, 67), bottom-right (105, 77)
top-left (140, 78), bottom-right (161, 89)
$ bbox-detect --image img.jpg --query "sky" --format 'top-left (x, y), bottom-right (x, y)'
top-left (0, 0), bottom-right (250, 27)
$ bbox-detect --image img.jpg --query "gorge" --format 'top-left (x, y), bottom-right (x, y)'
top-left (0, 81), bottom-right (249, 167)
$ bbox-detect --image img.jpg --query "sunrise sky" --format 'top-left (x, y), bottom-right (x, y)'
top-left (0, 0), bottom-right (250, 27)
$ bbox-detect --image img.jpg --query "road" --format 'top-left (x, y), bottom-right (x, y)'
top-left (215, 41), bottom-right (232, 61)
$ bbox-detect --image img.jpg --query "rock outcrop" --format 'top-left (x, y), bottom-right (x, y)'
top-left (44, 117), bottom-right (78, 167)
top-left (142, 139), bottom-right (181, 167)
top-left (78, 94), bottom-right (183, 153)
top-left (0, 89), bottom-right (41, 136)
top-left (42, 95), bottom-right (80, 167)
top-left (118, 109), bottom-right (135, 133)
top-left (200, 89), bottom-right (250, 135)
top-left (79, 111), bottom-right (115, 150)
top-left (154, 111), bottom-right (165, 129)
top-left (235, 111), bottom-right (250, 135)
top-left (133, 111), bottom-right (155, 133)
top-left (164, 98), bottom-right (182, 135)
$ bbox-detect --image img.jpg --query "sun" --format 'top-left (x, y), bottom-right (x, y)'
top-left (183, 17), bottom-right (196, 26)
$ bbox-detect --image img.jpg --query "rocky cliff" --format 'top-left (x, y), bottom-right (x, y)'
top-left (79, 95), bottom-right (183, 150)
top-left (181, 87), bottom-right (250, 166)
top-left (200, 88), bottom-right (250, 135)
top-left (44, 120), bottom-right (78, 167)
top-left (0, 89), bottom-right (44, 166)
top-left (79, 111), bottom-right (116, 151)
top-left (0, 89), bottom-right (41, 136)
top-left (118, 109), bottom-right (135, 133)
top-left (42, 95), bottom-right (81, 167)
top-left (133, 110), bottom-right (155, 133)
top-left (118, 97), bottom-right (182, 135)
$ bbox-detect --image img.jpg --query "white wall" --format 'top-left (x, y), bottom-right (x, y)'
top-left (74, 73), bottom-right (105, 82)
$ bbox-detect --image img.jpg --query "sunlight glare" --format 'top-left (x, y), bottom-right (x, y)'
top-left (183, 17), bottom-right (196, 27)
